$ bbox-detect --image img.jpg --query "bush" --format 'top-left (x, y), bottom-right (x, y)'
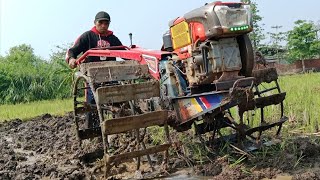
top-left (0, 44), bottom-right (73, 104)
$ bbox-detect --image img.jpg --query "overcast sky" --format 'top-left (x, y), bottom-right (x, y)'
top-left (0, 0), bottom-right (319, 59)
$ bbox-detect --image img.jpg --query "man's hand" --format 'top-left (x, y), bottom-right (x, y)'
top-left (68, 58), bottom-right (77, 69)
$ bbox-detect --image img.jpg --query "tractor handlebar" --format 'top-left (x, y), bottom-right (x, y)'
top-left (75, 46), bottom-right (130, 65)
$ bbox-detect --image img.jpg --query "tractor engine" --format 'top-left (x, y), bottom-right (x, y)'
top-left (162, 1), bottom-right (253, 87)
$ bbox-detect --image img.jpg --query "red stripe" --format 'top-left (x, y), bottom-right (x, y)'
top-left (199, 96), bottom-right (211, 109)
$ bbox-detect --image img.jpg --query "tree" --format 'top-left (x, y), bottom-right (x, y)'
top-left (241, 0), bottom-right (265, 49)
top-left (4, 44), bottom-right (44, 66)
top-left (313, 21), bottom-right (320, 58)
top-left (267, 25), bottom-right (287, 62)
top-left (0, 44), bottom-right (74, 104)
top-left (287, 20), bottom-right (320, 63)
top-left (0, 44), bottom-right (46, 103)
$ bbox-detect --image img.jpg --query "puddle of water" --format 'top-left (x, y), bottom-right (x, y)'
top-left (160, 169), bottom-right (294, 180)
top-left (262, 175), bottom-right (293, 180)
top-left (4, 135), bottom-right (49, 166)
top-left (164, 174), bottom-right (209, 180)
top-left (14, 148), bottom-right (47, 166)
top-left (14, 148), bottom-right (35, 155)
top-left (160, 169), bottom-right (210, 180)
top-left (3, 136), bottom-right (13, 143)
top-left (57, 165), bottom-right (79, 171)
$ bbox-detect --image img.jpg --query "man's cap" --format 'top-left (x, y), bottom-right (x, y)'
top-left (95, 11), bottom-right (110, 22)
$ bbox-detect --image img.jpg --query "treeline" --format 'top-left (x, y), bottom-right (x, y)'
top-left (258, 20), bottom-right (320, 63)
top-left (0, 44), bottom-right (74, 104)
top-left (242, 1), bottom-right (320, 63)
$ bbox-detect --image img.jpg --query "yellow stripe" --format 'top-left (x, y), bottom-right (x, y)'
top-left (191, 98), bottom-right (203, 112)
top-left (170, 21), bottom-right (192, 49)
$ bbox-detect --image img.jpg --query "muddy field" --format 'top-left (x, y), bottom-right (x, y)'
top-left (1, 113), bottom-right (320, 179)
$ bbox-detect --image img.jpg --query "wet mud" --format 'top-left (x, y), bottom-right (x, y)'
top-left (1, 114), bottom-right (320, 179)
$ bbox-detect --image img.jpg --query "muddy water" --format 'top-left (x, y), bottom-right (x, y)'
top-left (166, 174), bottom-right (208, 180)
top-left (262, 175), bottom-right (293, 180)
top-left (164, 169), bottom-right (212, 180)
top-left (1, 114), bottom-right (320, 179)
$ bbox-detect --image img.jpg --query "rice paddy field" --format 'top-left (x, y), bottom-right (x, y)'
top-left (280, 72), bottom-right (320, 134)
top-left (0, 72), bottom-right (319, 179)
top-left (2, 72), bottom-right (319, 133)
top-left (0, 99), bottom-right (73, 121)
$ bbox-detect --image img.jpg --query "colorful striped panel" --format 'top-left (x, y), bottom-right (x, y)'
top-left (176, 94), bottom-right (224, 122)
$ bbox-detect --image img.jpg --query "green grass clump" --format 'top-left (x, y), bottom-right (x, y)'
top-left (279, 73), bottom-right (320, 133)
top-left (0, 99), bottom-right (73, 121)
top-left (230, 72), bottom-right (320, 134)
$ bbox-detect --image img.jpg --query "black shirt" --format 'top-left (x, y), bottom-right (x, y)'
top-left (66, 26), bottom-right (122, 63)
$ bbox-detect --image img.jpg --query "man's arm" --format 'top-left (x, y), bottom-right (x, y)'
top-left (110, 35), bottom-right (123, 47)
top-left (66, 33), bottom-right (88, 68)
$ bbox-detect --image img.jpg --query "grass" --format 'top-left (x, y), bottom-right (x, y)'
top-left (0, 98), bottom-right (73, 122)
top-left (279, 72), bottom-right (320, 133)
top-left (229, 72), bottom-right (320, 134)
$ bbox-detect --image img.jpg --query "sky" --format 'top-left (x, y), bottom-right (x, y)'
top-left (0, 0), bottom-right (319, 60)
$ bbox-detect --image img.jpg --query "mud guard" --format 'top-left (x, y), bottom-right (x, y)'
top-left (237, 34), bottom-right (254, 77)
top-left (172, 77), bottom-right (255, 124)
top-left (172, 92), bottom-right (228, 123)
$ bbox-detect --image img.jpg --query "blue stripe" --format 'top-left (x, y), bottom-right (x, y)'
top-left (195, 97), bottom-right (206, 110)
top-left (205, 94), bottom-right (222, 107)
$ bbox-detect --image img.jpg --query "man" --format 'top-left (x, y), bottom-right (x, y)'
top-left (66, 11), bottom-right (123, 68)
top-left (66, 11), bottom-right (123, 128)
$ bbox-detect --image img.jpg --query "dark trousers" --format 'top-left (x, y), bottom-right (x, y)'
top-left (85, 85), bottom-right (99, 128)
